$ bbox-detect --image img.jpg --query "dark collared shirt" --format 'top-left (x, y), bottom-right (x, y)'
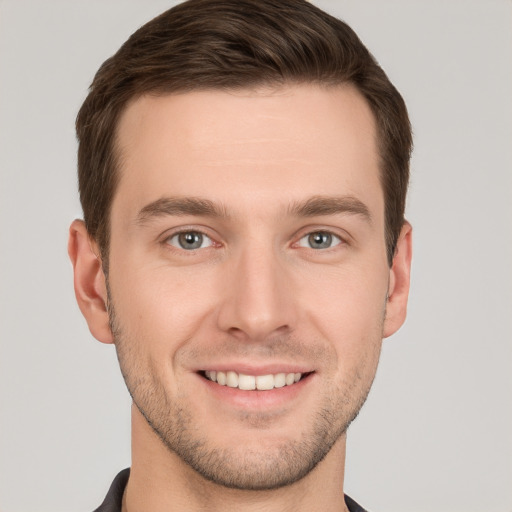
top-left (94, 468), bottom-right (369, 512)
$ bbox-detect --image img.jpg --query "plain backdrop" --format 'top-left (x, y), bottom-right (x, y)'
top-left (0, 1), bottom-right (511, 511)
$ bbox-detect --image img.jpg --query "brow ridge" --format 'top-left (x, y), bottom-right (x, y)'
top-left (136, 194), bottom-right (372, 225)
top-left (136, 196), bottom-right (229, 224)
top-left (288, 195), bottom-right (372, 222)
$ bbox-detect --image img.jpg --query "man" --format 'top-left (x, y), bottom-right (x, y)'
top-left (68, 0), bottom-right (412, 510)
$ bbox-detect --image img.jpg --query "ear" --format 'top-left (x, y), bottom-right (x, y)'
top-left (383, 221), bottom-right (413, 338)
top-left (68, 219), bottom-right (113, 344)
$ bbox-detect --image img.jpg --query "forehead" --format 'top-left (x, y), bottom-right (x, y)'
top-left (113, 84), bottom-right (382, 221)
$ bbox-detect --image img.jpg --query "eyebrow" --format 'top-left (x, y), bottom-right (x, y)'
top-left (136, 194), bottom-right (372, 225)
top-left (287, 195), bottom-right (372, 223)
top-left (136, 197), bottom-right (229, 224)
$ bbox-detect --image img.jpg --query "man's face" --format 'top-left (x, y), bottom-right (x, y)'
top-left (106, 84), bottom-right (396, 489)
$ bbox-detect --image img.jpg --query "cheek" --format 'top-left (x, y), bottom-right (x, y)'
top-left (301, 258), bottom-right (388, 315)
top-left (109, 261), bottom-right (217, 348)
top-left (297, 263), bottom-right (388, 364)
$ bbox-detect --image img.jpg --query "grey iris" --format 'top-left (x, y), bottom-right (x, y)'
top-left (178, 232), bottom-right (203, 249)
top-left (308, 232), bottom-right (332, 249)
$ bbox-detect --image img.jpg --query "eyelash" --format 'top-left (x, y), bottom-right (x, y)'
top-left (164, 229), bottom-right (216, 251)
top-left (161, 228), bottom-right (347, 253)
top-left (296, 231), bottom-right (344, 250)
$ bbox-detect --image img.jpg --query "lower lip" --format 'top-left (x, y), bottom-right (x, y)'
top-left (199, 373), bottom-right (314, 409)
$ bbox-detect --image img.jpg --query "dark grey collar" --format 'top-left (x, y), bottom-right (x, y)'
top-left (93, 468), bottom-right (369, 512)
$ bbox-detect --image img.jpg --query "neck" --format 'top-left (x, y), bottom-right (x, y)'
top-left (123, 405), bottom-right (350, 512)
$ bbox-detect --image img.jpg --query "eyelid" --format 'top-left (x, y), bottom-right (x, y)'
top-left (167, 232), bottom-right (213, 249)
top-left (296, 231), bottom-right (343, 249)
top-left (160, 226), bottom-right (221, 250)
top-left (158, 225), bottom-right (350, 252)
top-left (292, 225), bottom-right (350, 248)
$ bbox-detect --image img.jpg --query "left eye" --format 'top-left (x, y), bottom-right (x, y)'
top-left (298, 231), bottom-right (342, 250)
top-left (167, 231), bottom-right (213, 250)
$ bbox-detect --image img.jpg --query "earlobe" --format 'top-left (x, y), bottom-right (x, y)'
top-left (383, 221), bottom-right (413, 338)
top-left (68, 219), bottom-right (113, 344)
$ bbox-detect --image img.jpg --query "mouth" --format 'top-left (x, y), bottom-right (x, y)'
top-left (200, 370), bottom-right (312, 391)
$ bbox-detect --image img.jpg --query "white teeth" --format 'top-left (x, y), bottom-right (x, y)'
top-left (238, 374), bottom-right (256, 390)
top-left (274, 373), bottom-right (286, 388)
top-left (226, 371), bottom-right (239, 388)
top-left (285, 373), bottom-right (295, 386)
top-left (204, 370), bottom-right (304, 390)
top-left (256, 374), bottom-right (274, 390)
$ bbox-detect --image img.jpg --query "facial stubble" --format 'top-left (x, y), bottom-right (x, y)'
top-left (106, 283), bottom-right (383, 491)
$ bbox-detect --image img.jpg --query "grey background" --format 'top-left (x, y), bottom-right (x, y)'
top-left (0, 1), bottom-right (511, 511)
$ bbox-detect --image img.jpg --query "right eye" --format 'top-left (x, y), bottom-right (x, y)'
top-left (297, 231), bottom-right (343, 250)
top-left (166, 231), bottom-right (213, 251)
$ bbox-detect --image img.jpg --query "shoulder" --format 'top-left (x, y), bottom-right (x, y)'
top-left (345, 494), bottom-right (370, 512)
top-left (93, 468), bottom-right (130, 512)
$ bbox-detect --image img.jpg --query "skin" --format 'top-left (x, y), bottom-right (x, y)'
top-left (69, 84), bottom-right (412, 512)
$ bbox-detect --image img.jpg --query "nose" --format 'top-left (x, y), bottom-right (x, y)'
top-left (216, 244), bottom-right (298, 342)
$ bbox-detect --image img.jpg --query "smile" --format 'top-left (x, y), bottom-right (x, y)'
top-left (203, 370), bottom-right (306, 390)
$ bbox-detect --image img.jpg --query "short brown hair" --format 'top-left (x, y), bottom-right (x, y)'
top-left (76, 0), bottom-right (412, 267)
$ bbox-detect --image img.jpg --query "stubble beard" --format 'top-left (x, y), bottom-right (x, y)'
top-left (107, 289), bottom-right (381, 491)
